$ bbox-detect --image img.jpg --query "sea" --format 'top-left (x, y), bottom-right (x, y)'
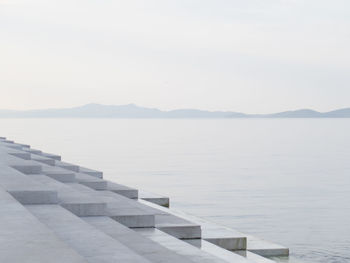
top-left (1, 118), bottom-right (349, 263)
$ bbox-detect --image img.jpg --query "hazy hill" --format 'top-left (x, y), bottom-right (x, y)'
top-left (0, 104), bottom-right (349, 118)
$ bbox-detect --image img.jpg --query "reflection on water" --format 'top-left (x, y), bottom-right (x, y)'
top-left (1, 118), bottom-right (350, 263)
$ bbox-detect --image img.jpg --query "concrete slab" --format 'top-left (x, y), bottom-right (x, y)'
top-left (74, 172), bottom-right (107, 190)
top-left (69, 183), bottom-right (157, 228)
top-left (246, 235), bottom-right (289, 257)
top-left (55, 160), bottom-right (79, 172)
top-left (135, 228), bottom-right (228, 263)
top-left (191, 240), bottom-right (258, 263)
top-left (39, 163), bottom-right (76, 182)
top-left (107, 181), bottom-right (138, 199)
top-left (155, 213), bottom-right (201, 239)
top-left (0, 166), bottom-right (58, 204)
top-left (84, 216), bottom-right (197, 263)
top-left (26, 205), bottom-right (152, 263)
top-left (31, 154), bottom-right (56, 165)
top-left (0, 189), bottom-right (87, 263)
top-left (140, 200), bottom-right (247, 250)
top-left (79, 166), bottom-right (103, 178)
top-left (28, 174), bottom-right (106, 216)
top-left (139, 190), bottom-right (170, 207)
top-left (235, 251), bottom-right (276, 263)
top-left (41, 152), bottom-right (61, 161)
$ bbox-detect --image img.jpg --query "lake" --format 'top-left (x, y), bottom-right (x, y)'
top-left (1, 118), bottom-right (349, 263)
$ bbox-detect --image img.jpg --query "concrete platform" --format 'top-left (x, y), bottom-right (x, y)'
top-left (0, 166), bottom-right (58, 204)
top-left (139, 190), bottom-right (170, 207)
top-left (28, 174), bottom-right (106, 216)
top-left (83, 216), bottom-right (197, 263)
top-left (155, 213), bottom-right (202, 239)
top-left (79, 166), bottom-right (103, 179)
top-left (69, 183), bottom-right (158, 228)
top-left (107, 181), bottom-right (139, 199)
top-left (246, 235), bottom-right (289, 257)
top-left (135, 228), bottom-right (228, 263)
top-left (74, 172), bottom-right (107, 190)
top-left (26, 205), bottom-right (152, 263)
top-left (0, 189), bottom-right (87, 263)
top-left (55, 160), bottom-right (80, 172)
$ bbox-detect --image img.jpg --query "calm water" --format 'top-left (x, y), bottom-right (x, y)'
top-left (1, 119), bottom-right (350, 263)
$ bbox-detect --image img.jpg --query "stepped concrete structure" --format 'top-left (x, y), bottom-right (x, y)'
top-left (0, 137), bottom-right (289, 262)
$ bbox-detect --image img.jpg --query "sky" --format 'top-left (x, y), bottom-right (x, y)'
top-left (1, 0), bottom-right (349, 113)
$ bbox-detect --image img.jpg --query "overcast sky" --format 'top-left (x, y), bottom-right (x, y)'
top-left (1, 0), bottom-right (349, 113)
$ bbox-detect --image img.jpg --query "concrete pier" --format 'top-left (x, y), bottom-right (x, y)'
top-left (0, 136), bottom-right (289, 262)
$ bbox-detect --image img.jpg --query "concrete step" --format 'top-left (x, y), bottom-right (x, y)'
top-left (140, 200), bottom-right (247, 250)
top-left (135, 228), bottom-right (229, 263)
top-left (83, 216), bottom-right (197, 263)
top-left (38, 162), bottom-right (76, 183)
top-left (55, 160), bottom-right (80, 172)
top-left (22, 147), bottom-right (43, 154)
top-left (107, 181), bottom-right (138, 199)
top-left (189, 240), bottom-right (274, 263)
top-left (31, 154), bottom-right (56, 165)
top-left (79, 166), bottom-right (103, 179)
top-left (235, 250), bottom-right (276, 263)
top-left (246, 235), bottom-right (289, 257)
top-left (69, 183), bottom-right (158, 228)
top-left (28, 174), bottom-right (106, 216)
top-left (139, 190), bottom-right (170, 207)
top-left (26, 205), bottom-right (152, 263)
top-left (41, 152), bottom-right (61, 161)
top-left (0, 165), bottom-right (58, 205)
top-left (0, 189), bottom-right (87, 263)
top-left (155, 213), bottom-right (201, 239)
top-left (74, 172), bottom-right (107, 190)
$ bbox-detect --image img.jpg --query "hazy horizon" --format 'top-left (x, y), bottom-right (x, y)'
top-left (1, 0), bottom-right (350, 113)
top-left (0, 102), bottom-right (350, 114)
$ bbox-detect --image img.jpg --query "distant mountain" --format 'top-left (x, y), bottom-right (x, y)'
top-left (0, 104), bottom-right (349, 118)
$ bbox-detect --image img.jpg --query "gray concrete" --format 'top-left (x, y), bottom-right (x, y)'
top-left (79, 166), bottom-right (103, 179)
top-left (26, 205), bottom-right (152, 263)
top-left (84, 216), bottom-right (198, 263)
top-left (69, 183), bottom-right (158, 228)
top-left (246, 235), bottom-right (289, 257)
top-left (155, 213), bottom-right (202, 239)
top-left (139, 190), bottom-right (170, 207)
top-left (28, 174), bottom-right (107, 216)
top-left (107, 181), bottom-right (139, 199)
top-left (0, 189), bottom-right (87, 263)
top-left (135, 228), bottom-right (229, 263)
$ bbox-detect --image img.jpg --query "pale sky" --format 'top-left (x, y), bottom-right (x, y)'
top-left (1, 0), bottom-right (349, 113)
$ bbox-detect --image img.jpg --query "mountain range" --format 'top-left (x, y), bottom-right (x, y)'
top-left (0, 103), bottom-right (350, 118)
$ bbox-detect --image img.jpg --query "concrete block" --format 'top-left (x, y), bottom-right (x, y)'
top-left (69, 184), bottom-right (157, 228)
top-left (79, 166), bottom-right (103, 178)
top-left (139, 190), bottom-right (169, 207)
top-left (107, 181), bottom-right (138, 199)
top-left (55, 160), bottom-right (79, 172)
top-left (0, 166), bottom-right (58, 205)
top-left (0, 190), bottom-right (87, 263)
top-left (84, 216), bottom-right (196, 263)
top-left (26, 205), bottom-right (152, 263)
top-left (246, 235), bottom-right (289, 257)
top-left (41, 152), bottom-right (61, 161)
top-left (155, 213), bottom-right (201, 239)
top-left (75, 172), bottom-right (107, 190)
top-left (135, 228), bottom-right (227, 263)
top-left (28, 175), bottom-right (106, 216)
